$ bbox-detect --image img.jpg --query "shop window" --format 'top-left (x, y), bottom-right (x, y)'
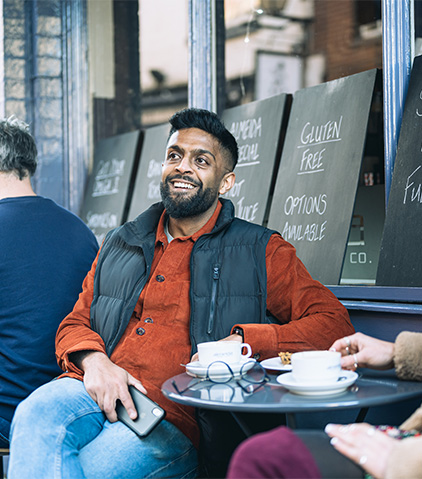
top-left (355, 0), bottom-right (381, 40)
top-left (138, 0), bottom-right (189, 126)
top-left (224, 0), bottom-right (384, 285)
top-left (414, 1), bottom-right (422, 55)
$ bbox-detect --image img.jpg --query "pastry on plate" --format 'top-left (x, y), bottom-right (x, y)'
top-left (278, 351), bottom-right (292, 365)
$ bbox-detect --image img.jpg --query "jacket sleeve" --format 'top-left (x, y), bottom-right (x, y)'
top-left (393, 331), bottom-right (422, 431)
top-left (385, 436), bottom-right (422, 479)
top-left (232, 234), bottom-right (354, 359)
top-left (395, 331), bottom-right (422, 381)
top-left (55, 250), bottom-right (107, 375)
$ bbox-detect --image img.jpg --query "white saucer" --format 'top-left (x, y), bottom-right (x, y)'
top-left (186, 357), bottom-right (256, 378)
top-left (260, 357), bottom-right (292, 372)
top-left (276, 370), bottom-right (358, 396)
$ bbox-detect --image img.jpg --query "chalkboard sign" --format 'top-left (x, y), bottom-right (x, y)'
top-left (221, 94), bottom-right (290, 225)
top-left (267, 69), bottom-right (378, 285)
top-left (377, 55), bottom-right (422, 286)
top-left (127, 123), bottom-right (171, 221)
top-left (341, 185), bottom-right (385, 285)
top-left (80, 130), bottom-right (141, 245)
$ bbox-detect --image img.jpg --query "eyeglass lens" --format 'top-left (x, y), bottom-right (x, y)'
top-left (240, 361), bottom-right (268, 384)
top-left (207, 361), bottom-right (235, 383)
top-left (174, 360), bottom-right (269, 395)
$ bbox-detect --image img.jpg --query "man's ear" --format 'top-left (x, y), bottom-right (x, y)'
top-left (219, 171), bottom-right (236, 195)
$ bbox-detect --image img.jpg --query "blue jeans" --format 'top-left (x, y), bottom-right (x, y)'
top-left (8, 378), bottom-right (198, 478)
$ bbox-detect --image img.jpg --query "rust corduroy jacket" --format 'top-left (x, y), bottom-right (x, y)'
top-left (55, 200), bottom-right (354, 447)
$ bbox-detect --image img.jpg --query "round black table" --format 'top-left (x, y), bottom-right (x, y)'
top-left (162, 369), bottom-right (422, 433)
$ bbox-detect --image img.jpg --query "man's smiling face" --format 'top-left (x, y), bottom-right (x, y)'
top-left (160, 128), bottom-right (233, 219)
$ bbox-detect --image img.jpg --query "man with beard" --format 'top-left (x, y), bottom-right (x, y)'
top-left (8, 108), bottom-right (354, 479)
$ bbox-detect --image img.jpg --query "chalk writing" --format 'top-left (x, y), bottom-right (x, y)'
top-left (280, 115), bottom-right (342, 247)
top-left (230, 117), bottom-right (262, 167)
top-left (298, 147), bottom-right (326, 175)
top-left (147, 180), bottom-right (161, 200)
top-left (417, 90), bottom-right (422, 117)
top-left (282, 220), bottom-right (327, 242)
top-left (221, 95), bottom-right (287, 225)
top-left (284, 194), bottom-right (328, 216)
top-left (279, 117), bottom-right (340, 242)
top-left (237, 143), bottom-right (260, 166)
top-left (92, 158), bottom-right (126, 197)
top-left (147, 159), bottom-right (162, 178)
top-left (298, 116), bottom-right (343, 147)
top-left (222, 179), bottom-right (245, 199)
top-left (237, 197), bottom-right (259, 222)
top-left (86, 210), bottom-right (118, 245)
top-left (403, 165), bottom-right (422, 204)
top-left (230, 117), bottom-right (262, 141)
top-left (86, 211), bottom-right (118, 229)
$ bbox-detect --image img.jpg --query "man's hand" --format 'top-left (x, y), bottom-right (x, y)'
top-left (79, 351), bottom-right (147, 423)
top-left (330, 332), bottom-right (395, 370)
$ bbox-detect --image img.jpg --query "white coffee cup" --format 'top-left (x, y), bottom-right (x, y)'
top-left (197, 341), bottom-right (252, 366)
top-left (291, 350), bottom-right (341, 384)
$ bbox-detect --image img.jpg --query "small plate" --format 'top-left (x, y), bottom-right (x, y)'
top-left (276, 370), bottom-right (358, 396)
top-left (260, 357), bottom-right (292, 372)
top-left (186, 357), bottom-right (256, 378)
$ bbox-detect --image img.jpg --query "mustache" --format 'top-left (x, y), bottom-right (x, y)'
top-left (165, 174), bottom-right (202, 188)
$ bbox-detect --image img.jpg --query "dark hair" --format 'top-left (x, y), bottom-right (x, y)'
top-left (168, 108), bottom-right (238, 171)
top-left (0, 116), bottom-right (37, 179)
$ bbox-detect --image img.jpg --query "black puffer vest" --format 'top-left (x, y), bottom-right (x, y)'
top-left (90, 199), bottom-right (277, 356)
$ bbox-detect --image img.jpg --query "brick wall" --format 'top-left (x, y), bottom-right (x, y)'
top-left (2, 0), bottom-right (27, 121)
top-left (1, 0), bottom-right (88, 211)
top-left (32, 0), bottom-right (65, 203)
top-left (312, 0), bottom-right (382, 82)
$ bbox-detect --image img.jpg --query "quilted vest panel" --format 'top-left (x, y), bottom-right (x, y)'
top-left (189, 218), bottom-right (275, 351)
top-left (90, 200), bottom-right (277, 356)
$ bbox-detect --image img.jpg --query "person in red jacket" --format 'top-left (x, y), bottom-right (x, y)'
top-left (8, 108), bottom-right (354, 479)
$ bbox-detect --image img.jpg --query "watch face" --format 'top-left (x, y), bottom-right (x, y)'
top-left (234, 328), bottom-right (243, 338)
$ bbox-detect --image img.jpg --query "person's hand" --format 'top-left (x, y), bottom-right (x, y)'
top-left (325, 423), bottom-right (396, 479)
top-left (190, 333), bottom-right (243, 362)
top-left (329, 332), bottom-right (395, 370)
top-left (80, 351), bottom-right (147, 423)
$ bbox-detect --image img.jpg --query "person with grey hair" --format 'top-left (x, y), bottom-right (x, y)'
top-left (0, 116), bottom-right (98, 447)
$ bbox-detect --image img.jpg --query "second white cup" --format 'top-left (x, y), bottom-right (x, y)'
top-left (291, 350), bottom-right (341, 383)
top-left (197, 341), bottom-right (252, 365)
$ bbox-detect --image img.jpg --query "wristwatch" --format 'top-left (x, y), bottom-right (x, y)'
top-left (232, 326), bottom-right (244, 341)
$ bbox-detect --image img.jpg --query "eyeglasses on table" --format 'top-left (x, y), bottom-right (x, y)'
top-left (172, 360), bottom-right (269, 396)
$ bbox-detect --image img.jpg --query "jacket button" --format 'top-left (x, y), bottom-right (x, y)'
top-left (136, 327), bottom-right (145, 336)
top-left (144, 317), bottom-right (153, 323)
top-left (156, 274), bottom-right (165, 282)
top-left (253, 353), bottom-right (261, 360)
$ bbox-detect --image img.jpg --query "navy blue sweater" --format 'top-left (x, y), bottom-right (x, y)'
top-left (0, 196), bottom-right (98, 443)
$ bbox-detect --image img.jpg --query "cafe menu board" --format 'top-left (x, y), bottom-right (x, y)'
top-left (127, 123), bottom-right (170, 221)
top-left (80, 130), bottom-right (141, 245)
top-left (221, 94), bottom-right (289, 225)
top-left (267, 69), bottom-right (378, 285)
top-left (377, 55), bottom-right (422, 286)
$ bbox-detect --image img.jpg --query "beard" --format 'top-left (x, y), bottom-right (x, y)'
top-left (160, 174), bottom-right (219, 219)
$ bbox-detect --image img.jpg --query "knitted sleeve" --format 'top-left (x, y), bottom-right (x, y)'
top-left (394, 332), bottom-right (422, 381)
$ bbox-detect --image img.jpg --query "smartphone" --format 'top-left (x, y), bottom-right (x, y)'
top-left (116, 385), bottom-right (166, 437)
